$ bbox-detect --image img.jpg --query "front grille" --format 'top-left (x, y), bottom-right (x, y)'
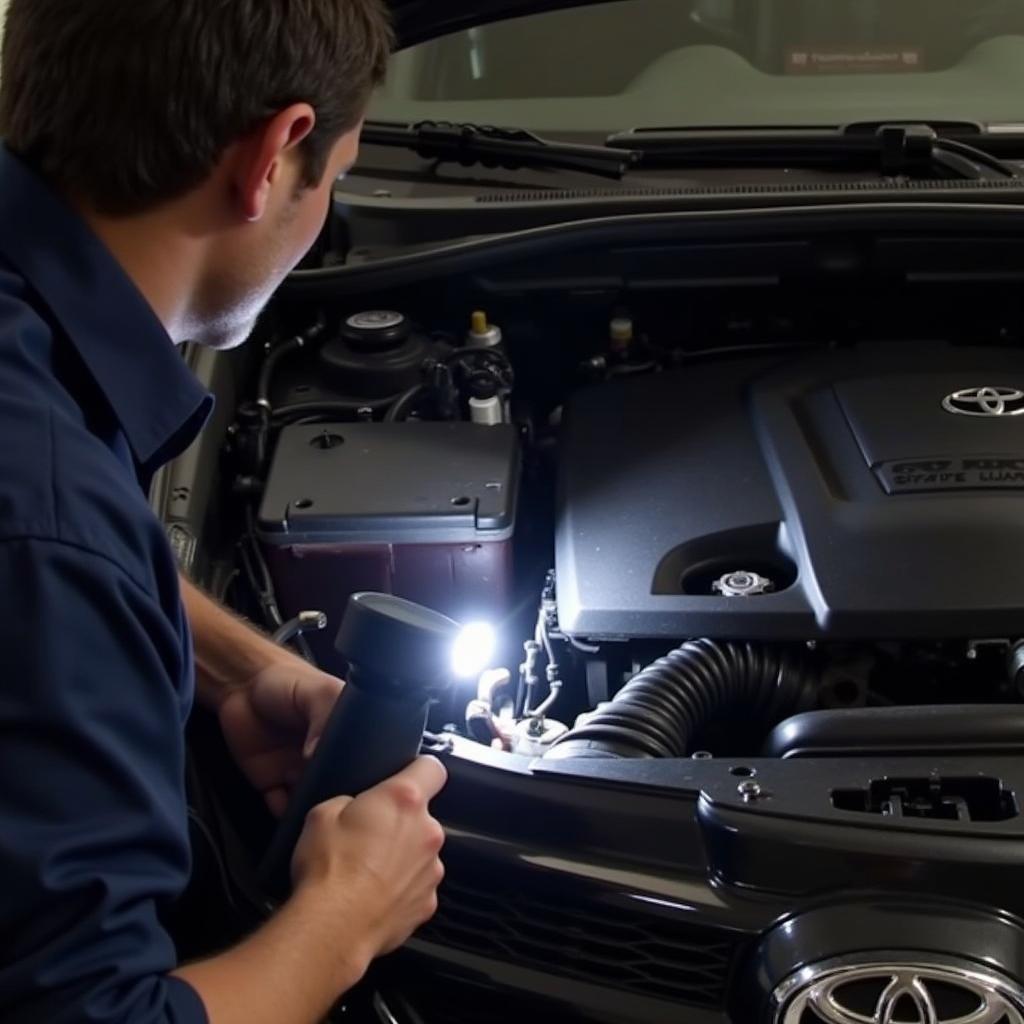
top-left (417, 877), bottom-right (740, 1009)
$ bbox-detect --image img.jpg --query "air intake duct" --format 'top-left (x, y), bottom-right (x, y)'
top-left (546, 640), bottom-right (814, 760)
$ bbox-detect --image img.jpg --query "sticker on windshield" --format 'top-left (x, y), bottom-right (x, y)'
top-left (786, 47), bottom-right (923, 75)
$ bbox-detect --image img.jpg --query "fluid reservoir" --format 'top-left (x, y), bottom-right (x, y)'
top-left (468, 375), bottom-right (507, 426)
top-left (467, 310), bottom-right (503, 349)
top-left (318, 310), bottom-right (429, 398)
top-left (609, 315), bottom-right (634, 357)
top-left (470, 396), bottom-right (504, 426)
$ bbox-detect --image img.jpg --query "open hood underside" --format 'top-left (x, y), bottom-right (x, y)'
top-left (389, 0), bottom-right (608, 46)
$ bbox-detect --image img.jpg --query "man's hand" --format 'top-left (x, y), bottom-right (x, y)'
top-left (218, 661), bottom-right (344, 816)
top-left (291, 756), bottom-right (448, 959)
top-left (174, 757), bottom-right (448, 1024)
top-left (179, 577), bottom-right (346, 815)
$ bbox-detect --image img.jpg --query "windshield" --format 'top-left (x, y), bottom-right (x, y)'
top-left (371, 0), bottom-right (1024, 133)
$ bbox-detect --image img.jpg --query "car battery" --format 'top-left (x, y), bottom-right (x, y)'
top-left (258, 422), bottom-right (520, 671)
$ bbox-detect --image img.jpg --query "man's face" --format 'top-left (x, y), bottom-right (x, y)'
top-left (191, 124), bottom-right (362, 350)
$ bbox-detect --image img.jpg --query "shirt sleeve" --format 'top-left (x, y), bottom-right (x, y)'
top-left (0, 538), bottom-right (208, 1024)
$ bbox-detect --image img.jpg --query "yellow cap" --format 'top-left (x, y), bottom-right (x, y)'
top-left (609, 316), bottom-right (634, 351)
top-left (471, 311), bottom-right (489, 336)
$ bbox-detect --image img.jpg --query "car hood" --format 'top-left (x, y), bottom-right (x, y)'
top-left (389, 0), bottom-right (602, 46)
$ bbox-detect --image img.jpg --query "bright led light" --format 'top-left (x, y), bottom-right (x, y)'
top-left (451, 622), bottom-right (496, 679)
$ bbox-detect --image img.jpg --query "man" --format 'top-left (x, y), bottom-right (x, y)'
top-left (0, 2), bottom-right (447, 1023)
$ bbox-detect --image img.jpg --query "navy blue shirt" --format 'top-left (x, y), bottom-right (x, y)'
top-left (0, 147), bottom-right (212, 1022)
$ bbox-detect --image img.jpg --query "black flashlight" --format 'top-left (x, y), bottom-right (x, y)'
top-left (260, 592), bottom-right (490, 899)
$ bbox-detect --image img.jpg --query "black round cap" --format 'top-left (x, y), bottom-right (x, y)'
top-left (467, 372), bottom-right (500, 400)
top-left (336, 592), bottom-right (461, 693)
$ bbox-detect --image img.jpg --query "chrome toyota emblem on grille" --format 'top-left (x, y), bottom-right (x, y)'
top-left (942, 387), bottom-right (1024, 417)
top-left (774, 956), bottom-right (1024, 1024)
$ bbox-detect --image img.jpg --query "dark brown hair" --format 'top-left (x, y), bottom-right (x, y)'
top-left (0, 0), bottom-right (393, 214)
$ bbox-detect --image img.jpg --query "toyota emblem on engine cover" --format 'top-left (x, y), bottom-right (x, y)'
top-left (774, 957), bottom-right (1024, 1024)
top-left (942, 386), bottom-right (1024, 417)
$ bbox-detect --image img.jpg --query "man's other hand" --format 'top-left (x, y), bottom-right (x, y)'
top-left (218, 662), bottom-right (344, 816)
top-left (291, 756), bottom-right (448, 959)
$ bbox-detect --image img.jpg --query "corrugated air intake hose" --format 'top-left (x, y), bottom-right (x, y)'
top-left (545, 640), bottom-right (815, 759)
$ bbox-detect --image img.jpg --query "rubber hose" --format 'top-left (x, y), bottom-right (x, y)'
top-left (271, 397), bottom-right (397, 424)
top-left (258, 336), bottom-right (304, 411)
top-left (546, 640), bottom-right (813, 760)
top-left (258, 319), bottom-right (326, 412)
top-left (385, 384), bottom-right (429, 423)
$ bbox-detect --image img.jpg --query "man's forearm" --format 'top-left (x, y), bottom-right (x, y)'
top-left (173, 885), bottom-right (370, 1024)
top-left (180, 575), bottom-right (300, 709)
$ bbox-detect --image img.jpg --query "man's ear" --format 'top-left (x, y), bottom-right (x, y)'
top-left (233, 104), bottom-right (316, 223)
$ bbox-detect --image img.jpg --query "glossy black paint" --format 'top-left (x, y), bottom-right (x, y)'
top-left (376, 740), bottom-right (1024, 1023)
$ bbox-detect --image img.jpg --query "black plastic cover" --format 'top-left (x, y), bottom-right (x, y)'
top-left (765, 705), bottom-right (1024, 758)
top-left (259, 422), bottom-right (519, 545)
top-left (556, 342), bottom-right (1024, 640)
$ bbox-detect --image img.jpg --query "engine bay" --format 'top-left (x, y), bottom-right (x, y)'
top-left (212, 219), bottom-right (1024, 774)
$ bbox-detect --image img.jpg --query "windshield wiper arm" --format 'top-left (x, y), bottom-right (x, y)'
top-left (878, 126), bottom-right (1017, 180)
top-left (606, 123), bottom-right (1019, 181)
top-left (363, 120), bottom-right (639, 180)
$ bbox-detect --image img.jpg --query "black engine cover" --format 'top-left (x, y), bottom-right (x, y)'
top-left (555, 342), bottom-right (1024, 640)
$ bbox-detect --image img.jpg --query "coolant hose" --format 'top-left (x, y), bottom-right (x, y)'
top-left (256, 318), bottom-right (326, 413)
top-left (546, 640), bottom-right (813, 759)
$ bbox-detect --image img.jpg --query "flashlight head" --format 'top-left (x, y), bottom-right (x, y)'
top-left (336, 593), bottom-right (494, 696)
top-left (451, 622), bottom-right (496, 680)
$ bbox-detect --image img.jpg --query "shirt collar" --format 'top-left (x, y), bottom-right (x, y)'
top-left (0, 146), bottom-right (212, 471)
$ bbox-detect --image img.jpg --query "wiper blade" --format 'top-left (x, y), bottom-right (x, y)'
top-left (607, 123), bottom-right (1020, 181)
top-left (362, 120), bottom-right (639, 180)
